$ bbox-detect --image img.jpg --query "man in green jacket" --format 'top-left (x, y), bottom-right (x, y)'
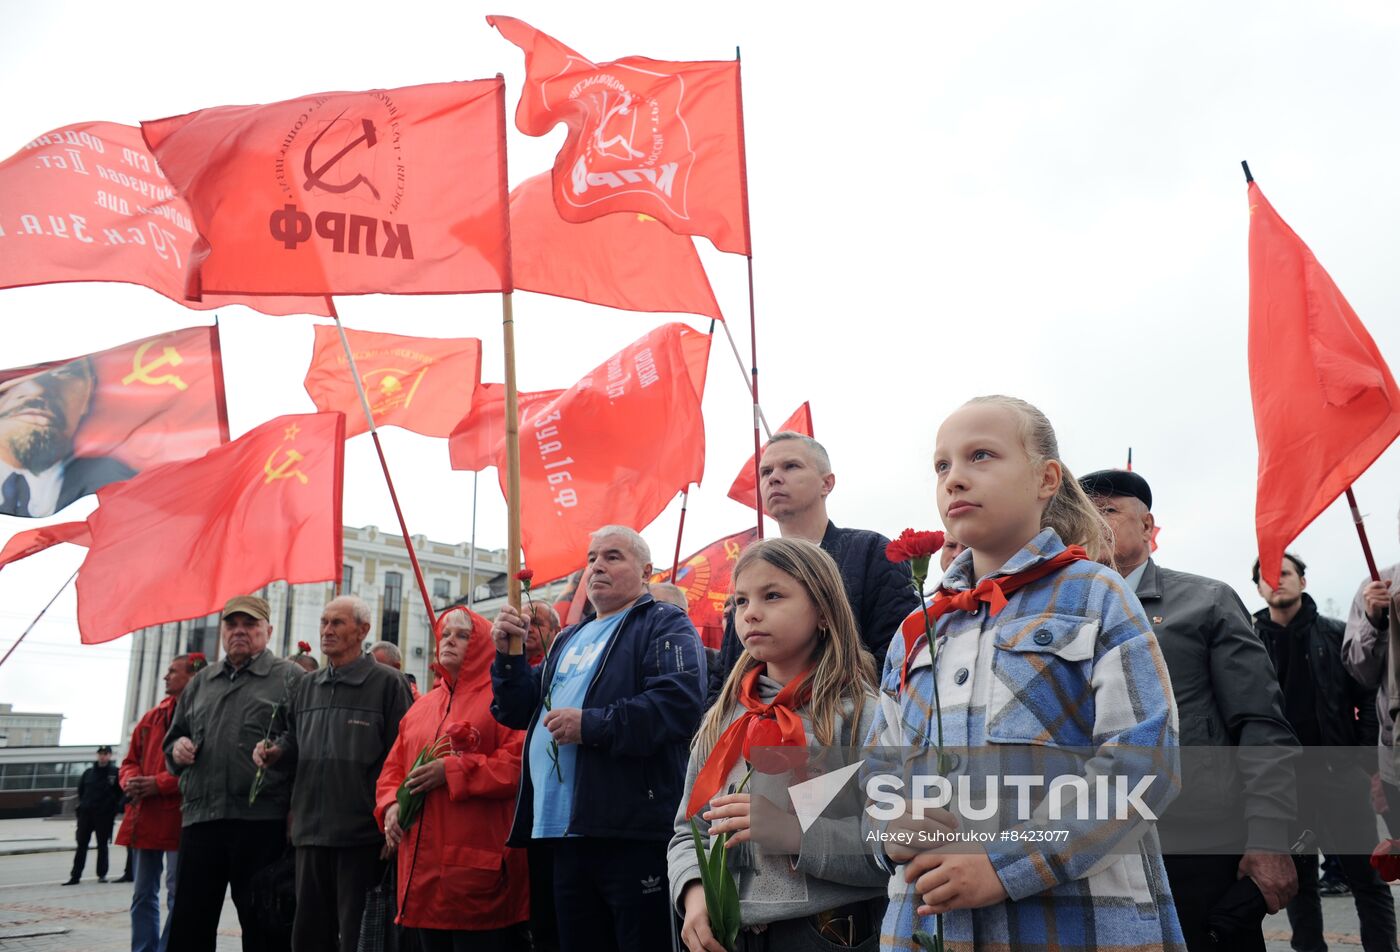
top-left (163, 594), bottom-right (304, 952)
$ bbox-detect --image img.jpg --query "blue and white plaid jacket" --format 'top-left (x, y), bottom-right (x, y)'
top-left (868, 529), bottom-right (1186, 952)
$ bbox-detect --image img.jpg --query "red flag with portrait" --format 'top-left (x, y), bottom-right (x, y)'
top-left (304, 326), bottom-right (482, 439)
top-left (1247, 179), bottom-right (1400, 587)
top-left (0, 122), bottom-right (333, 316)
top-left (727, 402), bottom-right (812, 510)
top-left (489, 16), bottom-right (749, 255)
top-left (0, 326), bottom-right (228, 517)
top-left (506, 323), bottom-right (711, 582)
top-left (142, 80), bottom-right (509, 297)
top-left (74, 412), bottom-right (344, 644)
top-left (650, 527), bottom-right (757, 648)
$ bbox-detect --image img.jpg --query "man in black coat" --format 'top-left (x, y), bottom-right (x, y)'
top-left (66, 744), bottom-right (121, 885)
top-left (1253, 552), bottom-right (1398, 952)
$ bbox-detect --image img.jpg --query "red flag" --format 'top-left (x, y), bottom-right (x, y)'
top-left (448, 384), bottom-right (565, 472)
top-left (0, 522), bottom-right (90, 572)
top-left (304, 326), bottom-right (482, 439)
top-left (74, 412), bottom-right (344, 644)
top-left (1248, 179), bottom-right (1400, 587)
top-left (727, 402), bottom-right (812, 510)
top-left (0, 122), bottom-right (332, 317)
top-left (142, 80), bottom-right (509, 297)
top-left (511, 172), bottom-right (722, 320)
top-left (506, 323), bottom-right (710, 581)
top-left (651, 527), bottom-right (757, 648)
top-left (489, 16), bottom-right (749, 255)
top-left (0, 327), bottom-right (229, 516)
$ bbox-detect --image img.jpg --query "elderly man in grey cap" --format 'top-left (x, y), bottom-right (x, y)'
top-left (163, 594), bottom-right (305, 952)
top-left (1081, 469), bottom-right (1300, 952)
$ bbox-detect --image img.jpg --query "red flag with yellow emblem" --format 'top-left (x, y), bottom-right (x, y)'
top-left (74, 412), bottom-right (344, 644)
top-left (303, 325), bottom-right (482, 439)
top-left (142, 80), bottom-right (509, 297)
top-left (489, 16), bottom-right (749, 255)
top-left (0, 326), bottom-right (228, 517)
top-left (651, 527), bottom-right (757, 647)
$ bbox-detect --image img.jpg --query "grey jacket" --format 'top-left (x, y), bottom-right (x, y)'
top-left (1134, 560), bottom-right (1299, 852)
top-left (272, 653), bottom-right (412, 848)
top-left (1343, 563), bottom-right (1400, 785)
top-left (163, 649), bottom-right (305, 826)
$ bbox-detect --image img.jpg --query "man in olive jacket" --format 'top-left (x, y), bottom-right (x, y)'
top-left (163, 594), bottom-right (304, 952)
top-left (1083, 470), bottom-right (1299, 952)
top-left (255, 595), bottom-right (411, 952)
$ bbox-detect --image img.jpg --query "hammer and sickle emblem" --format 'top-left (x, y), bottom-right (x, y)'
top-left (264, 449), bottom-right (309, 486)
top-left (303, 111), bottom-right (381, 200)
top-left (122, 341), bottom-right (188, 391)
top-left (724, 540), bottom-right (742, 561)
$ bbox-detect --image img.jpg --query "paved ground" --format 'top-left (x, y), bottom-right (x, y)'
top-left (0, 817), bottom-right (1393, 949)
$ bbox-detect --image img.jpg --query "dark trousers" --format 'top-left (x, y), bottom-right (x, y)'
top-left (167, 819), bottom-right (289, 952)
top-left (412, 924), bottom-right (531, 951)
top-left (527, 841), bottom-right (560, 952)
top-left (1163, 853), bottom-right (1266, 952)
top-left (550, 837), bottom-right (670, 952)
top-left (292, 843), bottom-right (385, 952)
top-left (1288, 852), bottom-right (1399, 952)
top-left (71, 808), bottom-right (115, 880)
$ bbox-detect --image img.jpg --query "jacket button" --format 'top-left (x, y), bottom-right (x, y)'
top-left (1033, 629), bottom-right (1053, 646)
top-left (943, 752), bottom-right (961, 771)
top-left (954, 667), bottom-right (969, 685)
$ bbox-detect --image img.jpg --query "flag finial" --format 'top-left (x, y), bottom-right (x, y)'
top-left (1241, 160), bottom-right (1253, 184)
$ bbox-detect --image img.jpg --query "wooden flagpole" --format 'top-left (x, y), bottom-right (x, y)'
top-left (1346, 487), bottom-right (1383, 583)
top-left (496, 75), bottom-right (526, 654)
top-left (671, 490), bottom-right (690, 581)
top-left (330, 316), bottom-right (438, 632)
top-left (0, 569), bottom-right (77, 671)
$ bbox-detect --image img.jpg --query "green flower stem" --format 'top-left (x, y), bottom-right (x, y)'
top-left (909, 566), bottom-right (946, 951)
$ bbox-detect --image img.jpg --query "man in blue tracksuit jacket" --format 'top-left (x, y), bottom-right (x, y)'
top-left (491, 524), bottom-right (706, 952)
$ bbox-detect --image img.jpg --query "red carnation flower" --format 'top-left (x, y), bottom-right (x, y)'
top-left (516, 568), bottom-right (535, 584)
top-left (297, 641), bottom-right (312, 655)
top-left (885, 529), bottom-right (946, 564)
top-left (445, 720), bottom-right (481, 754)
top-left (188, 652), bottom-right (208, 671)
top-left (742, 717), bottom-right (808, 775)
top-left (1372, 839), bottom-right (1400, 883)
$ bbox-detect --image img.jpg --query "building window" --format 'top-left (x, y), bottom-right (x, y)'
top-left (188, 613), bottom-right (219, 658)
top-left (341, 564), bottom-right (355, 596)
top-left (382, 572), bottom-right (402, 645)
top-left (433, 578), bottom-right (450, 604)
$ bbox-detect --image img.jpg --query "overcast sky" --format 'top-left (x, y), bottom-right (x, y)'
top-left (3, 0), bottom-right (1400, 745)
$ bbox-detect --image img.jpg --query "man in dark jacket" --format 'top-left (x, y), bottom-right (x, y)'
top-left (255, 595), bottom-right (410, 952)
top-left (710, 432), bottom-right (918, 701)
top-left (65, 744), bottom-right (120, 884)
top-left (492, 525), bottom-right (706, 952)
top-left (1253, 553), bottom-right (1398, 952)
top-left (1083, 469), bottom-right (1299, 952)
top-left (164, 594), bottom-right (305, 952)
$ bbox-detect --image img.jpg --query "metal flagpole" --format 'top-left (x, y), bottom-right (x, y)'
top-left (0, 569), bottom-right (77, 671)
top-left (468, 472), bottom-right (479, 608)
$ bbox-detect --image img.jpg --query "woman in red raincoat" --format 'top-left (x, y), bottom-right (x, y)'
top-left (376, 607), bottom-right (529, 951)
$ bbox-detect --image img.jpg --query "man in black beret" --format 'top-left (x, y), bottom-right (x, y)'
top-left (1081, 469), bottom-right (1301, 952)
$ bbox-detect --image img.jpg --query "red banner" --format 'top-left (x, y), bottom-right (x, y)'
top-left (1248, 179), bottom-right (1400, 587)
top-left (727, 402), bottom-right (812, 510)
top-left (506, 323), bottom-right (710, 582)
top-left (489, 16), bottom-right (749, 255)
top-left (0, 326), bottom-right (228, 516)
top-left (651, 527), bottom-right (758, 648)
top-left (448, 383), bottom-right (565, 473)
top-left (0, 522), bottom-right (90, 572)
top-left (0, 123), bottom-right (332, 316)
top-left (304, 326), bottom-right (481, 439)
top-left (75, 412), bottom-right (344, 644)
top-left (142, 80), bottom-right (509, 296)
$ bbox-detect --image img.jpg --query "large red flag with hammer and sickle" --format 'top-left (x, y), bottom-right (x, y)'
top-left (73, 412), bottom-right (344, 644)
top-left (142, 80), bottom-right (509, 297)
top-left (489, 16), bottom-right (750, 256)
top-left (506, 322), bottom-right (711, 582)
top-left (650, 527), bottom-right (758, 648)
top-left (0, 326), bottom-right (228, 518)
top-left (303, 325), bottom-right (482, 439)
top-left (0, 122), bottom-right (333, 316)
top-left (1248, 178), bottom-right (1400, 588)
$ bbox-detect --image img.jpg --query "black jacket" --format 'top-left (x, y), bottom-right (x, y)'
top-left (491, 594), bottom-right (706, 847)
top-left (1254, 595), bottom-right (1378, 749)
top-left (76, 761), bottom-right (120, 816)
top-left (709, 521), bottom-right (918, 703)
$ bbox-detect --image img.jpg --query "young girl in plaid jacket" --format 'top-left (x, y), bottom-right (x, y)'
top-left (870, 396), bottom-right (1186, 951)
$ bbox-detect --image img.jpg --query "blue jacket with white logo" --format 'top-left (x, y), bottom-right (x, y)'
top-left (491, 593), bottom-right (706, 846)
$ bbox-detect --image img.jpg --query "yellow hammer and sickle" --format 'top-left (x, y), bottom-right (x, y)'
top-left (122, 342), bottom-right (189, 391)
top-left (725, 541), bottom-right (742, 561)
top-left (264, 449), bottom-right (309, 485)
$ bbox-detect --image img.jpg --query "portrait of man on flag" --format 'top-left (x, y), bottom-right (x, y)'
top-left (0, 325), bottom-right (228, 517)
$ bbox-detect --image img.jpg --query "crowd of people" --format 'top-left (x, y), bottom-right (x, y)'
top-left (92, 394), bottom-right (1400, 952)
